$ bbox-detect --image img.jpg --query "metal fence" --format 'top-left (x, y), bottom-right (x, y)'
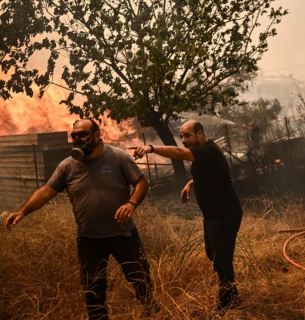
top-left (0, 145), bottom-right (45, 211)
top-left (135, 151), bottom-right (192, 188)
top-left (2, 115), bottom-right (305, 211)
top-left (0, 144), bottom-right (72, 211)
top-left (132, 116), bottom-right (305, 196)
top-left (218, 116), bottom-right (305, 195)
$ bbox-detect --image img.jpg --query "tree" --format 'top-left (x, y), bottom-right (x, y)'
top-left (221, 98), bottom-right (282, 149)
top-left (221, 98), bottom-right (282, 130)
top-left (295, 86), bottom-right (305, 113)
top-left (0, 0), bottom-right (288, 184)
top-left (288, 86), bottom-right (305, 139)
top-left (221, 98), bottom-right (282, 177)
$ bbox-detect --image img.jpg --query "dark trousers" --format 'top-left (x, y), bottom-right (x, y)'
top-left (77, 227), bottom-right (158, 320)
top-left (203, 212), bottom-right (243, 307)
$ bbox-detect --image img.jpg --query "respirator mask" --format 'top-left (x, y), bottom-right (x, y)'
top-left (70, 130), bottom-right (98, 162)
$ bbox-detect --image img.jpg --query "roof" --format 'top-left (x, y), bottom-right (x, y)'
top-left (177, 112), bottom-right (235, 126)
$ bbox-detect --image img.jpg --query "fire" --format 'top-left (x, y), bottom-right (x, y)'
top-left (0, 84), bottom-right (140, 147)
top-left (0, 85), bottom-right (77, 135)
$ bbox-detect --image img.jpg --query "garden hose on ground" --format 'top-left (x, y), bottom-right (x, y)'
top-left (282, 231), bottom-right (305, 271)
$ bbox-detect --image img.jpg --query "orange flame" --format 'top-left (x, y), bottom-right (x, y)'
top-left (0, 84), bottom-right (140, 147)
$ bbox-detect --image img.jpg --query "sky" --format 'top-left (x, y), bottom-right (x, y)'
top-left (258, 0), bottom-right (305, 81)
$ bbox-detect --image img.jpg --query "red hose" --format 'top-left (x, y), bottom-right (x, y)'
top-left (283, 231), bottom-right (305, 271)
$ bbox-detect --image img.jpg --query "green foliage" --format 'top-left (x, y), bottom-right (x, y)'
top-left (222, 98), bottom-right (282, 129)
top-left (295, 86), bottom-right (305, 114)
top-left (0, 0), bottom-right (288, 127)
top-left (221, 98), bottom-right (282, 149)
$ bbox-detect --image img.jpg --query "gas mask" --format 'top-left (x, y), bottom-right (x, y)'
top-left (71, 132), bottom-right (98, 162)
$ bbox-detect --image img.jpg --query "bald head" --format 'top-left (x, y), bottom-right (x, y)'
top-left (73, 119), bottom-right (100, 132)
top-left (181, 120), bottom-right (205, 136)
top-left (180, 120), bottom-right (206, 148)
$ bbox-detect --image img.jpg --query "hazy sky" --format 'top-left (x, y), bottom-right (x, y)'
top-left (258, 0), bottom-right (305, 80)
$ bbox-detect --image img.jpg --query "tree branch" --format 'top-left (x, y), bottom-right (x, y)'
top-left (103, 0), bottom-right (129, 18)
top-left (126, 0), bottom-right (136, 17)
top-left (49, 81), bottom-right (85, 95)
top-left (244, 9), bottom-right (261, 55)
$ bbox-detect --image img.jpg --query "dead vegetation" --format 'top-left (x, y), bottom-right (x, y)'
top-left (0, 194), bottom-right (304, 320)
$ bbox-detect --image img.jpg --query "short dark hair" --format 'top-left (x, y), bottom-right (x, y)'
top-left (73, 119), bottom-right (100, 132)
top-left (193, 122), bottom-right (205, 136)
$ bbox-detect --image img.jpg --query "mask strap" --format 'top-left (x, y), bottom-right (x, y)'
top-left (82, 131), bottom-right (93, 146)
top-left (85, 131), bottom-right (100, 148)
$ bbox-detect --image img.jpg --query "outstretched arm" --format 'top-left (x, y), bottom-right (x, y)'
top-left (130, 145), bottom-right (195, 162)
top-left (5, 185), bottom-right (58, 230)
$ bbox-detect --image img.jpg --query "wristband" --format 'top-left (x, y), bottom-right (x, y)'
top-left (128, 201), bottom-right (137, 208)
top-left (148, 144), bottom-right (154, 153)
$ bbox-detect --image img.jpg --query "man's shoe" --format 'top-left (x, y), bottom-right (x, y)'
top-left (145, 303), bottom-right (161, 318)
top-left (216, 295), bottom-right (242, 317)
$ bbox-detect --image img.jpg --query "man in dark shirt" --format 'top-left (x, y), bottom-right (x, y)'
top-left (5, 119), bottom-right (159, 320)
top-left (132, 119), bottom-right (243, 315)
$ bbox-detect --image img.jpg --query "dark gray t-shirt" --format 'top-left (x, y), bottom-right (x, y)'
top-left (47, 144), bottom-right (143, 238)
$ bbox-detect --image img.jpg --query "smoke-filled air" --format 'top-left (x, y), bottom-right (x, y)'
top-left (0, 1), bottom-right (305, 320)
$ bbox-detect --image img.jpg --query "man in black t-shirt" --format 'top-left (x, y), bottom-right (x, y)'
top-left (132, 119), bottom-right (243, 315)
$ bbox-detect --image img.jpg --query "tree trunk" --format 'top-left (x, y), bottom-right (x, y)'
top-left (152, 119), bottom-right (189, 186)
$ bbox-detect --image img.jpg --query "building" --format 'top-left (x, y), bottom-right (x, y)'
top-left (241, 72), bottom-right (305, 115)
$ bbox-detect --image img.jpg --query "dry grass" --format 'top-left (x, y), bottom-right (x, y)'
top-left (0, 194), bottom-right (305, 320)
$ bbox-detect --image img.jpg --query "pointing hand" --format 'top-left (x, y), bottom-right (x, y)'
top-left (128, 146), bottom-right (152, 160)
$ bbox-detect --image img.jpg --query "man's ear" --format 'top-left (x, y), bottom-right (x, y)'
top-left (197, 130), bottom-right (204, 138)
top-left (94, 130), bottom-right (101, 142)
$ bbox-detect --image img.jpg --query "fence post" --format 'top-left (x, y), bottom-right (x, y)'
top-left (154, 164), bottom-right (159, 180)
top-left (142, 133), bottom-right (153, 193)
top-left (33, 144), bottom-right (39, 189)
top-left (225, 125), bottom-right (235, 180)
top-left (285, 117), bottom-right (294, 168)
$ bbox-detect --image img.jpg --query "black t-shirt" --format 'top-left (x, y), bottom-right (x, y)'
top-left (190, 140), bottom-right (242, 218)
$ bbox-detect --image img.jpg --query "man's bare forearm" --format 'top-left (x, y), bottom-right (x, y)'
top-left (187, 179), bottom-right (194, 187)
top-left (129, 176), bottom-right (149, 206)
top-left (131, 145), bottom-right (195, 161)
top-left (152, 145), bottom-right (194, 161)
top-left (19, 185), bottom-right (58, 216)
